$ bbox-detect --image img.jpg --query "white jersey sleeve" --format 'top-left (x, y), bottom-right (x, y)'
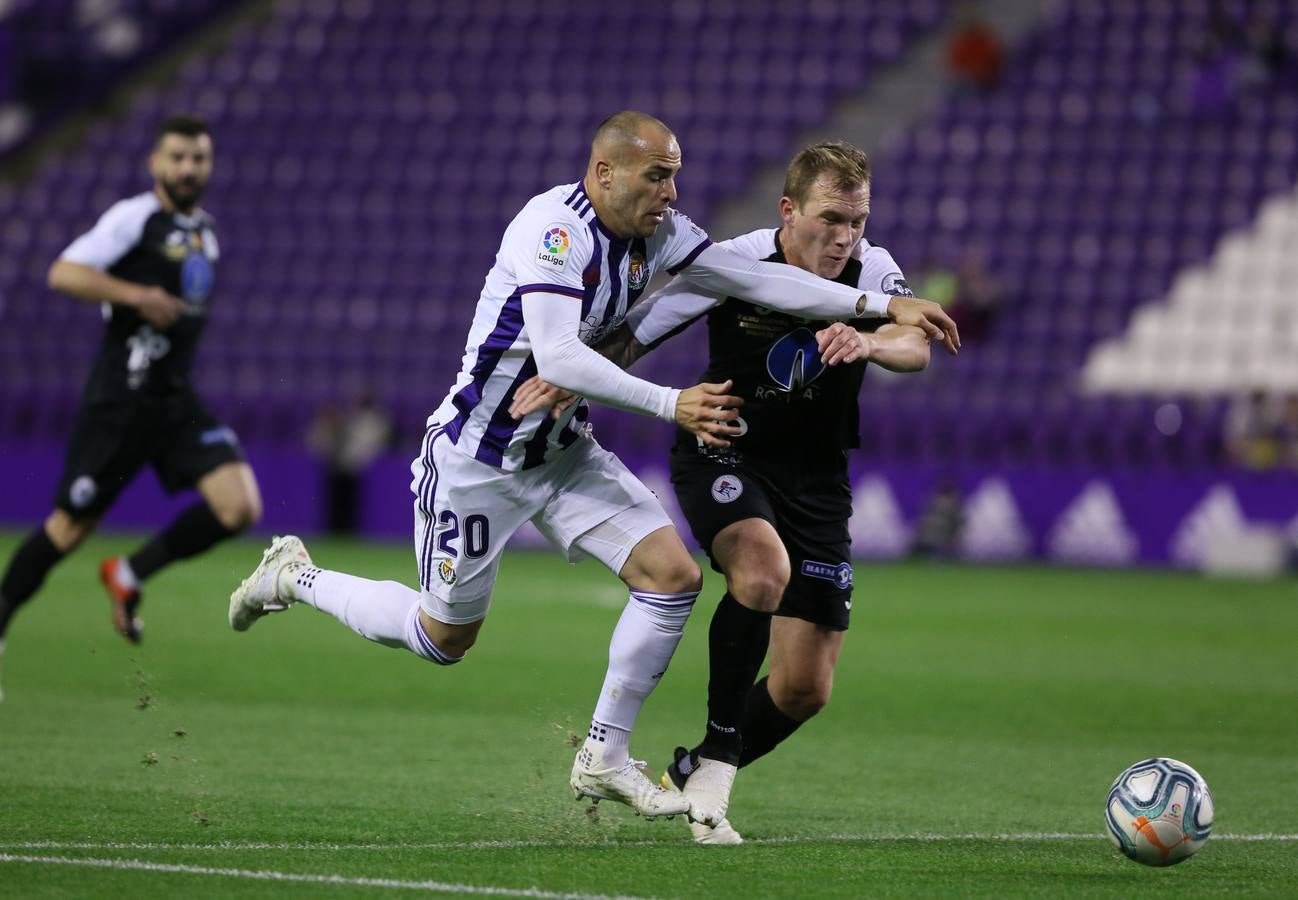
top-left (678, 242), bottom-right (892, 319)
top-left (629, 230), bottom-right (776, 346)
top-left (59, 193), bottom-right (159, 271)
top-left (502, 199), bottom-right (593, 299)
top-left (524, 292), bottom-right (678, 420)
top-left (854, 241), bottom-right (913, 297)
top-left (653, 207), bottom-right (714, 274)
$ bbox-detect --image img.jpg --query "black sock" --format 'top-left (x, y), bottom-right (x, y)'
top-left (697, 593), bottom-right (773, 765)
top-left (0, 527), bottom-right (67, 638)
top-left (737, 676), bottom-right (803, 768)
top-left (128, 503), bottom-right (239, 581)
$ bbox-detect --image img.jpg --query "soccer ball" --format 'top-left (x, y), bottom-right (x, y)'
top-left (1105, 757), bottom-right (1214, 866)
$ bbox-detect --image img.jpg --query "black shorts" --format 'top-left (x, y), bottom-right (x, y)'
top-left (669, 446), bottom-right (855, 630)
top-left (53, 391), bottom-right (244, 518)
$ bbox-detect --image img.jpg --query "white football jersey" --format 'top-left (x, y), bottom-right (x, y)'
top-left (431, 181), bottom-right (711, 471)
top-left (628, 228), bottom-right (909, 345)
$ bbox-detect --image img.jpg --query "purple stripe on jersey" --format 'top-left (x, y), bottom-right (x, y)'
top-left (555, 402), bottom-right (589, 451)
top-left (581, 222), bottom-right (602, 320)
top-left (519, 283), bottom-right (584, 300)
top-left (445, 292), bottom-right (526, 444)
top-left (473, 354), bottom-right (539, 467)
top-left (667, 237), bottom-right (713, 275)
top-left (605, 237), bottom-right (628, 326)
top-left (521, 396), bottom-right (563, 470)
top-left (565, 184), bottom-right (583, 208)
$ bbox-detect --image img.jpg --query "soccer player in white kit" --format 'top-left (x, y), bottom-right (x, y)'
top-left (228, 112), bottom-right (958, 819)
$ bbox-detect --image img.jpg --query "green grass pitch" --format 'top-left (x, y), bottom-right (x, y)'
top-left (0, 530), bottom-right (1295, 898)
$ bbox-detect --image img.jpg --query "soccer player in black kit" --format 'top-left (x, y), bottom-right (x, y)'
top-left (0, 115), bottom-right (261, 693)
top-left (512, 141), bottom-right (954, 842)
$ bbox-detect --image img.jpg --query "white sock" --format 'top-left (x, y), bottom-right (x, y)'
top-left (115, 558), bottom-right (139, 590)
top-left (588, 589), bottom-right (697, 767)
top-left (281, 565), bottom-right (417, 651)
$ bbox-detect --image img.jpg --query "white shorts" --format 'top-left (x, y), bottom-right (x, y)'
top-left (409, 423), bottom-right (672, 625)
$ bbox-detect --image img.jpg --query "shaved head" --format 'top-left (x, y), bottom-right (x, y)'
top-left (590, 110), bottom-right (675, 165)
top-left (583, 110), bottom-right (682, 239)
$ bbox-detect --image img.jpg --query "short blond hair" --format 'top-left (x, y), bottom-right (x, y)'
top-left (782, 141), bottom-right (871, 208)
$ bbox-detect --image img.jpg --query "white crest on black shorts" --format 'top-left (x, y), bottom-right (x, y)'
top-left (710, 475), bottom-right (743, 504)
top-left (69, 475), bottom-right (97, 509)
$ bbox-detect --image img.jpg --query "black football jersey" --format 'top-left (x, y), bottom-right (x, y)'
top-left (631, 228), bottom-right (911, 462)
top-left (59, 191), bottom-right (218, 401)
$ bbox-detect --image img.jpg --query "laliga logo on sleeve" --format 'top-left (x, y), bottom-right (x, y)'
top-left (537, 225), bottom-right (571, 269)
top-left (881, 272), bottom-right (913, 296)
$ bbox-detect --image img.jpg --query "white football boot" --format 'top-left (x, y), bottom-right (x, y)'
top-left (689, 817), bottom-right (745, 846)
top-left (570, 742), bottom-right (690, 819)
top-left (661, 747), bottom-right (743, 844)
top-left (682, 757), bottom-right (737, 827)
top-left (228, 535), bottom-right (312, 631)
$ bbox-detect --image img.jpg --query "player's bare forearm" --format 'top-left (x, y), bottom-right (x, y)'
top-left (48, 260), bottom-right (185, 327)
top-left (593, 324), bottom-right (650, 369)
top-left (47, 260), bottom-right (141, 305)
top-left (867, 324), bottom-right (931, 372)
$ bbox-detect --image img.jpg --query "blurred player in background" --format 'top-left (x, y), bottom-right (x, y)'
top-left (514, 141), bottom-right (937, 843)
top-left (227, 112), bottom-right (957, 819)
top-left (0, 115), bottom-right (261, 687)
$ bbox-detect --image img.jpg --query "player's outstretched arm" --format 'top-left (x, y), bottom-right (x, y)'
top-left (681, 243), bottom-right (885, 319)
top-left (682, 244), bottom-right (961, 353)
top-left (523, 291), bottom-right (682, 421)
top-left (48, 260), bottom-right (184, 329)
top-left (510, 322), bottom-right (658, 420)
top-left (816, 322), bottom-right (931, 372)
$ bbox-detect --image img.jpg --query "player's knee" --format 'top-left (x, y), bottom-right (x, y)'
top-left (224, 501), bottom-right (260, 532)
top-left (417, 611), bottom-right (479, 661)
top-left (662, 555), bottom-right (703, 595)
top-left (772, 678), bottom-right (832, 721)
top-left (725, 567), bottom-right (789, 613)
top-left (44, 510), bottom-right (95, 553)
top-left (211, 493), bottom-right (262, 531)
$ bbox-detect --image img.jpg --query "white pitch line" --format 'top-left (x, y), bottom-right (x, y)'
top-left (0, 854), bottom-right (650, 900)
top-left (2, 832), bottom-right (1295, 854)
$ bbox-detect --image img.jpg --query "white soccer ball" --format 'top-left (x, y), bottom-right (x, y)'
top-left (1105, 757), bottom-right (1214, 866)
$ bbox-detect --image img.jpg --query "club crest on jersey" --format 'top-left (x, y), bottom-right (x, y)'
top-left (711, 475), bottom-right (743, 504)
top-left (437, 558), bottom-right (457, 585)
top-left (627, 251), bottom-right (648, 291)
top-left (163, 230), bottom-right (189, 261)
top-left (537, 225), bottom-right (571, 269)
top-left (881, 272), bottom-right (913, 296)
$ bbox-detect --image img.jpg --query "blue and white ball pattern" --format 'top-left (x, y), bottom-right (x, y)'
top-left (1105, 757), bottom-right (1214, 866)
